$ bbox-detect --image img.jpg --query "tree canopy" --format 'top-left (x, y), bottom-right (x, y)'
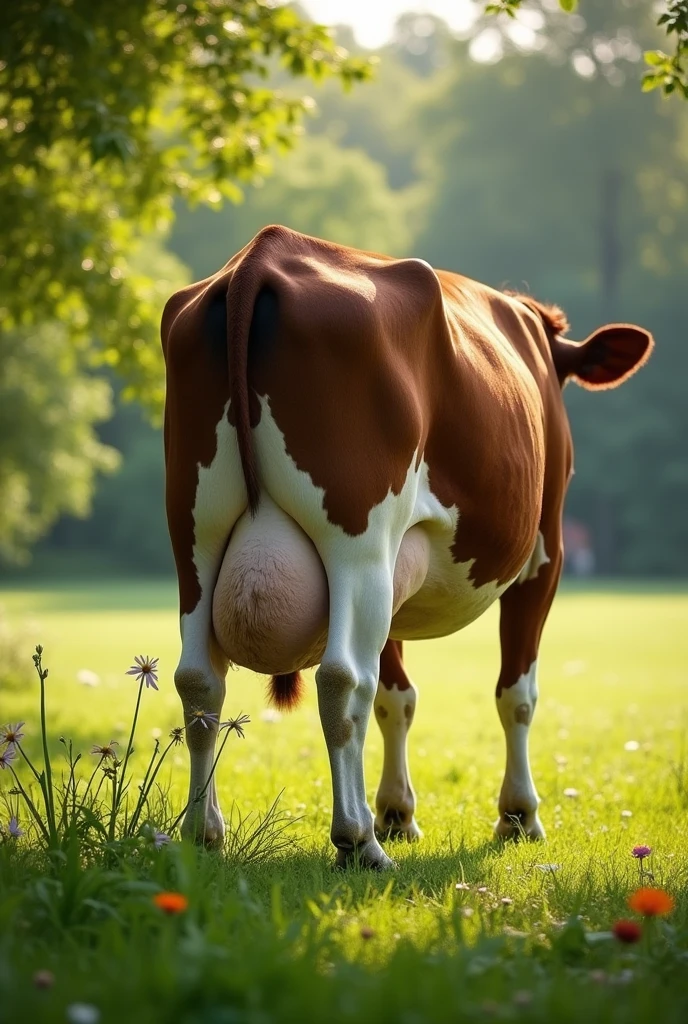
top-left (0, 0), bottom-right (371, 409)
top-left (485, 0), bottom-right (688, 97)
top-left (0, 0), bottom-right (370, 560)
top-left (1, 1), bottom-right (686, 575)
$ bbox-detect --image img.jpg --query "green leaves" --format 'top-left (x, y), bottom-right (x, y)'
top-left (484, 1), bottom-right (577, 18)
top-left (0, 0), bottom-right (374, 415)
top-left (485, 0), bottom-right (688, 100)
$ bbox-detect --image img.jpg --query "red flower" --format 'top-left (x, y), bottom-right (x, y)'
top-left (612, 919), bottom-right (642, 944)
top-left (628, 887), bottom-right (675, 917)
top-left (153, 891), bottom-right (188, 914)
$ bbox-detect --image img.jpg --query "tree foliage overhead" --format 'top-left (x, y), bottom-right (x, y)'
top-left (485, 0), bottom-right (688, 97)
top-left (0, 0), bottom-right (371, 408)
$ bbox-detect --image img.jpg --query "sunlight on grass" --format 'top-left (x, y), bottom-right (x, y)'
top-left (1, 582), bottom-right (687, 1021)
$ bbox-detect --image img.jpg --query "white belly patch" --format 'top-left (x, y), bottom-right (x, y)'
top-left (205, 398), bottom-right (510, 672)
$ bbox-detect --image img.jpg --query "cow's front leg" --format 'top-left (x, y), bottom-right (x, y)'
top-left (316, 566), bottom-right (395, 870)
top-left (374, 640), bottom-right (422, 842)
top-left (494, 527), bottom-right (562, 841)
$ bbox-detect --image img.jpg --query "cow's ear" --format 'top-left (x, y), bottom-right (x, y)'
top-left (553, 324), bottom-right (654, 390)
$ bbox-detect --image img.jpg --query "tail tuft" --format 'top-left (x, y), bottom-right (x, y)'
top-left (268, 671), bottom-right (305, 712)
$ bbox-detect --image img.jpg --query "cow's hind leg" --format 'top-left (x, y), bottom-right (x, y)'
top-left (495, 527), bottom-right (562, 842)
top-left (167, 410), bottom-right (245, 847)
top-left (316, 563), bottom-right (395, 870)
top-left (374, 640), bottom-right (422, 842)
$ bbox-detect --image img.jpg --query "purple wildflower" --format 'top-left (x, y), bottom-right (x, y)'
top-left (632, 845), bottom-right (652, 860)
top-left (0, 745), bottom-right (17, 770)
top-left (126, 655), bottom-right (159, 690)
top-left (7, 816), bottom-right (24, 838)
top-left (220, 713), bottom-right (251, 739)
top-left (187, 710), bottom-right (219, 730)
top-left (90, 741), bottom-right (119, 760)
top-left (152, 830), bottom-right (171, 850)
top-left (0, 722), bottom-right (25, 746)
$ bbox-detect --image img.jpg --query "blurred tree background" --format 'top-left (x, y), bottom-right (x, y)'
top-left (1, 0), bottom-right (686, 577)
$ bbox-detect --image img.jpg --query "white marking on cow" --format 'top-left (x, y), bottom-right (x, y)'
top-left (249, 397), bottom-right (511, 865)
top-left (175, 396), bottom-right (518, 854)
top-left (494, 659), bottom-right (545, 841)
top-left (175, 402), bottom-right (246, 843)
top-left (374, 679), bottom-right (422, 841)
top-left (516, 530), bottom-right (550, 584)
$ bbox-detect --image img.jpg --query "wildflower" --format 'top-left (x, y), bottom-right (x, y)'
top-left (455, 882), bottom-right (470, 891)
top-left (66, 1004), bottom-right (101, 1024)
top-left (0, 745), bottom-right (17, 770)
top-left (126, 655), bottom-right (159, 690)
top-left (76, 669), bottom-right (100, 687)
top-left (632, 844), bottom-right (652, 860)
top-left (612, 919), bottom-right (642, 944)
top-left (153, 891), bottom-right (188, 914)
top-left (220, 712), bottom-right (251, 738)
top-left (501, 897), bottom-right (513, 906)
top-left (7, 816), bottom-right (24, 838)
top-left (152, 830), bottom-right (171, 850)
top-left (188, 709), bottom-right (219, 730)
top-left (170, 726), bottom-right (185, 745)
top-left (628, 887), bottom-right (675, 917)
top-left (0, 722), bottom-right (25, 746)
top-left (33, 969), bottom-right (55, 989)
top-left (90, 740), bottom-right (119, 760)
top-left (513, 991), bottom-right (532, 1007)
top-left (563, 787), bottom-right (579, 798)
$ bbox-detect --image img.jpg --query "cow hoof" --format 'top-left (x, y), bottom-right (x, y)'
top-left (181, 808), bottom-right (226, 849)
top-left (494, 811), bottom-right (545, 842)
top-left (335, 839), bottom-right (395, 871)
top-left (375, 815), bottom-right (423, 843)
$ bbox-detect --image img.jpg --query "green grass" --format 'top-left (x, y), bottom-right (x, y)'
top-left (1, 580), bottom-right (687, 1022)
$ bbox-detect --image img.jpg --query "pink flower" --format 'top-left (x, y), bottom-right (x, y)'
top-left (126, 655), bottom-right (159, 690)
top-left (632, 845), bottom-right (652, 860)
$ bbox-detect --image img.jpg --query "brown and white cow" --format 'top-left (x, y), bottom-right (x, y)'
top-left (161, 224), bottom-right (653, 868)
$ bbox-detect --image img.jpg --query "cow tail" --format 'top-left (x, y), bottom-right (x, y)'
top-left (226, 249), bottom-right (262, 516)
top-left (268, 671), bottom-right (305, 712)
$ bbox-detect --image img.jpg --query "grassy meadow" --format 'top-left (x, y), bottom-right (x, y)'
top-left (1, 579), bottom-right (687, 1022)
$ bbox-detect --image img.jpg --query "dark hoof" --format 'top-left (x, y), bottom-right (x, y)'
top-left (494, 811), bottom-right (545, 842)
top-left (335, 839), bottom-right (395, 870)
